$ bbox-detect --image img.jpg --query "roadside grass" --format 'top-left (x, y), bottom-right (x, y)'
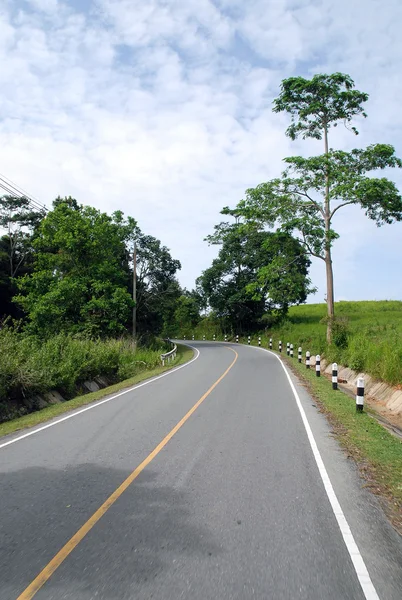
top-left (0, 344), bottom-right (194, 440)
top-left (190, 301), bottom-right (402, 386)
top-left (279, 349), bottom-right (402, 531)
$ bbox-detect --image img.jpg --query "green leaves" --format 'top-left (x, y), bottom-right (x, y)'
top-left (16, 199), bottom-right (135, 338)
top-left (198, 223), bottom-right (312, 331)
top-left (273, 73), bottom-right (369, 140)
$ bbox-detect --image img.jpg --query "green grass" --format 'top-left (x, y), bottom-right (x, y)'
top-left (192, 301), bottom-right (402, 386)
top-left (0, 344), bottom-right (194, 439)
top-left (284, 352), bottom-right (402, 525)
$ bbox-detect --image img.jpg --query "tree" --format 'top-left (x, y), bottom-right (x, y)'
top-left (167, 294), bottom-right (201, 337)
top-left (230, 73), bottom-right (402, 341)
top-left (0, 195), bottom-right (44, 319)
top-left (16, 199), bottom-right (135, 337)
top-left (197, 221), bottom-right (312, 333)
top-left (129, 234), bottom-right (182, 337)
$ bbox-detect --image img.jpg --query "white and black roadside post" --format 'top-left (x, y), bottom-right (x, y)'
top-left (279, 340), bottom-right (282, 353)
top-left (236, 334), bottom-right (239, 343)
top-left (213, 334), bottom-right (216, 341)
top-left (224, 334), bottom-right (227, 342)
top-left (332, 363), bottom-right (338, 390)
top-left (192, 334), bottom-right (194, 340)
top-left (269, 338), bottom-right (273, 350)
top-left (286, 342), bottom-right (290, 356)
top-left (203, 334), bottom-right (205, 341)
top-left (248, 336), bottom-right (251, 345)
top-left (183, 335), bottom-right (186, 340)
top-left (298, 347), bottom-right (302, 363)
top-left (356, 377), bottom-right (364, 412)
top-left (290, 344), bottom-right (294, 358)
top-left (315, 355), bottom-right (321, 377)
top-left (306, 351), bottom-right (311, 369)
top-left (258, 336), bottom-right (261, 347)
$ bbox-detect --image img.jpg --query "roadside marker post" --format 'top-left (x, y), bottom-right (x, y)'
top-left (290, 344), bottom-right (294, 358)
top-left (248, 336), bottom-right (251, 345)
top-left (332, 363), bottom-right (338, 390)
top-left (203, 335), bottom-right (205, 341)
top-left (316, 355), bottom-right (321, 377)
top-left (298, 347), bottom-right (302, 363)
top-left (236, 334), bottom-right (239, 343)
top-left (356, 377), bottom-right (364, 412)
top-left (213, 334), bottom-right (216, 341)
top-left (258, 336), bottom-right (261, 347)
top-left (306, 351), bottom-right (310, 369)
top-left (286, 342), bottom-right (290, 356)
top-left (224, 334), bottom-right (227, 342)
top-left (269, 338), bottom-right (272, 350)
top-left (279, 340), bottom-right (282, 353)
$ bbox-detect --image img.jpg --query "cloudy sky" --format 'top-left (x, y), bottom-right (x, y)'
top-left (1, 0), bottom-right (401, 302)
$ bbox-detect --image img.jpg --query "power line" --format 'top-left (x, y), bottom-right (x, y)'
top-left (0, 173), bottom-right (48, 214)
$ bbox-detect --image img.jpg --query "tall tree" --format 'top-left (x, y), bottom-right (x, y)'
top-left (197, 221), bottom-right (312, 333)
top-left (16, 199), bottom-right (135, 337)
top-left (133, 234), bottom-right (182, 337)
top-left (230, 73), bottom-right (402, 341)
top-left (0, 195), bottom-right (44, 319)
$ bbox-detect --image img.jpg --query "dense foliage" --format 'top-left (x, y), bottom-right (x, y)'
top-left (197, 221), bottom-right (313, 333)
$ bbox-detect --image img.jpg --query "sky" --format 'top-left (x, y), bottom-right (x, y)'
top-left (1, 0), bottom-right (401, 302)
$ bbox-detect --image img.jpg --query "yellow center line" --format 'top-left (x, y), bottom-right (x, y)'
top-left (17, 347), bottom-right (238, 600)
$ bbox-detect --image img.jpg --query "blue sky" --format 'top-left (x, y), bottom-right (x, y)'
top-left (1, 0), bottom-right (401, 302)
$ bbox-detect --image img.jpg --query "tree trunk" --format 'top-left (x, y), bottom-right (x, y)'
top-left (325, 247), bottom-right (335, 343)
top-left (323, 123), bottom-right (334, 343)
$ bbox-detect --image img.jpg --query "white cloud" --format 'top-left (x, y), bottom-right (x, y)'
top-left (0, 0), bottom-right (401, 303)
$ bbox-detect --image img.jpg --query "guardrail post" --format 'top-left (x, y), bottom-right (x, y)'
top-left (332, 363), bottom-right (338, 390)
top-left (279, 340), bottom-right (282, 353)
top-left (290, 344), bottom-right (294, 358)
top-left (306, 351), bottom-right (310, 369)
top-left (298, 347), bottom-right (302, 363)
top-left (269, 338), bottom-right (272, 350)
top-left (356, 377), bottom-right (364, 412)
top-left (315, 355), bottom-right (321, 377)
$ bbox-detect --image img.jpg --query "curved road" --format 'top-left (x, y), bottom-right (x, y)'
top-left (1, 342), bottom-right (402, 599)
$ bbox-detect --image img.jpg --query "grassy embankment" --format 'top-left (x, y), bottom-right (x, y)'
top-left (0, 328), bottom-right (193, 437)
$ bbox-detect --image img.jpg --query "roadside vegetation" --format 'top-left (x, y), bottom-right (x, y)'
top-left (191, 301), bottom-right (402, 387)
top-left (0, 344), bottom-right (193, 438)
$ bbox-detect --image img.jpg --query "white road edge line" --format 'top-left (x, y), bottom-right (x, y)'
top-left (0, 345), bottom-right (200, 451)
top-left (241, 343), bottom-right (380, 600)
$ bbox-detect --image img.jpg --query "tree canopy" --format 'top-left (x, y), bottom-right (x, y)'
top-left (197, 221), bottom-right (313, 333)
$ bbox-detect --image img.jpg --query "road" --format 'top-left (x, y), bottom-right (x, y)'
top-left (1, 342), bottom-right (402, 599)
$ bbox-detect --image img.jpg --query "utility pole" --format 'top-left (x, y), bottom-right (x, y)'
top-left (132, 242), bottom-right (137, 343)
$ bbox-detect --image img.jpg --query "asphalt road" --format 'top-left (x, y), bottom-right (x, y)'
top-left (1, 342), bottom-right (402, 600)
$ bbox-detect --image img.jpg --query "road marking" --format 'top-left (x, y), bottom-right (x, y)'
top-left (244, 343), bottom-right (380, 600)
top-left (16, 347), bottom-right (238, 600)
top-left (0, 345), bottom-right (200, 450)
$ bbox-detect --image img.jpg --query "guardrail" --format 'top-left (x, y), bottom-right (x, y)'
top-left (160, 343), bottom-right (177, 366)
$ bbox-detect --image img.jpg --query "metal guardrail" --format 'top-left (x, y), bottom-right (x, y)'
top-left (160, 343), bottom-right (177, 366)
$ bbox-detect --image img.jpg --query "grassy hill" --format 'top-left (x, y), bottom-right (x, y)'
top-left (193, 301), bottom-right (402, 386)
top-left (262, 300), bottom-right (402, 385)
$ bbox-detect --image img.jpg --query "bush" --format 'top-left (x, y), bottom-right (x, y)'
top-left (0, 327), bottom-right (167, 421)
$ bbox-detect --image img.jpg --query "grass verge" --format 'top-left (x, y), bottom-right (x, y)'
top-left (0, 344), bottom-right (194, 440)
top-left (281, 351), bottom-right (402, 533)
